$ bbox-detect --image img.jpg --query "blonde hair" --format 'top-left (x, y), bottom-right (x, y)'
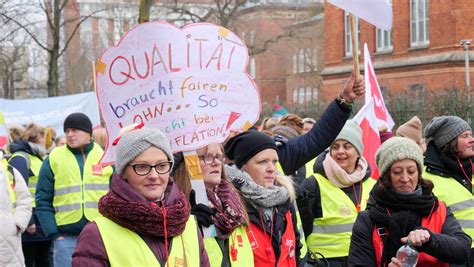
top-left (92, 128), bottom-right (108, 148)
top-left (21, 123), bottom-right (46, 144)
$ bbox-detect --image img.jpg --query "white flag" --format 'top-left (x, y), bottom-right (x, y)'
top-left (328, 0), bottom-right (393, 30)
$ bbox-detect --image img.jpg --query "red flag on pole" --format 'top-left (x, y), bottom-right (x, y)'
top-left (353, 44), bottom-right (395, 178)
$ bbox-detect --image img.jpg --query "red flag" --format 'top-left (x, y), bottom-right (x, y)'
top-left (353, 44), bottom-right (395, 178)
top-left (354, 102), bottom-right (380, 178)
top-left (364, 43), bottom-right (395, 130)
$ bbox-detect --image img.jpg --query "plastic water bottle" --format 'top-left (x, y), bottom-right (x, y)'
top-left (396, 242), bottom-right (418, 267)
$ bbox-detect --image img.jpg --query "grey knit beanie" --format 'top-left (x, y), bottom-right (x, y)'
top-left (424, 116), bottom-right (471, 149)
top-left (115, 128), bottom-right (173, 175)
top-left (376, 137), bottom-right (424, 177)
top-left (333, 120), bottom-right (364, 156)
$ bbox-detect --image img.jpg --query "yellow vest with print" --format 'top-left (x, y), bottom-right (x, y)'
top-left (8, 153), bottom-right (42, 207)
top-left (1, 159), bottom-right (16, 208)
top-left (49, 144), bottom-right (112, 225)
top-left (204, 225), bottom-right (254, 267)
top-left (95, 215), bottom-right (201, 267)
top-left (306, 174), bottom-right (376, 258)
top-left (423, 168), bottom-right (474, 248)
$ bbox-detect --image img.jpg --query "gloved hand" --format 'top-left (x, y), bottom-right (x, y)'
top-left (190, 190), bottom-right (216, 227)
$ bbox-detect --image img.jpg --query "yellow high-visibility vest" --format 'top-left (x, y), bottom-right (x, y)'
top-left (306, 174), bottom-right (376, 258)
top-left (8, 153), bottom-right (42, 207)
top-left (276, 161), bottom-right (309, 260)
top-left (204, 225), bottom-right (254, 267)
top-left (95, 215), bottom-right (201, 267)
top-left (1, 159), bottom-right (15, 208)
top-left (49, 144), bottom-right (112, 225)
top-left (424, 168), bottom-right (474, 248)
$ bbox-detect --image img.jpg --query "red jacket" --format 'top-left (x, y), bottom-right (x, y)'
top-left (372, 201), bottom-right (449, 267)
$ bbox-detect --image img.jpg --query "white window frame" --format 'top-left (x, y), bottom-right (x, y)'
top-left (312, 88), bottom-right (318, 101)
top-left (312, 48), bottom-right (317, 71)
top-left (305, 87), bottom-right (312, 103)
top-left (410, 0), bottom-right (429, 46)
top-left (376, 0), bottom-right (393, 52)
top-left (298, 87), bottom-right (305, 104)
top-left (293, 89), bottom-right (298, 103)
top-left (344, 12), bottom-right (360, 57)
top-left (298, 49), bottom-right (304, 73)
top-left (305, 48), bottom-right (311, 72)
top-left (249, 57), bottom-right (256, 78)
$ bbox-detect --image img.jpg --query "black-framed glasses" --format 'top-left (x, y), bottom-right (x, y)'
top-left (129, 161), bottom-right (173, 176)
top-left (198, 154), bottom-right (225, 165)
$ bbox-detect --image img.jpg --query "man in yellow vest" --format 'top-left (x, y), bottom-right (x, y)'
top-left (36, 113), bottom-right (113, 267)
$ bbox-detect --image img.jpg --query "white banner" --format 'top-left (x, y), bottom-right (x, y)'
top-left (0, 92), bottom-right (101, 135)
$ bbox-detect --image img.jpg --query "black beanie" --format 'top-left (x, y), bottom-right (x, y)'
top-left (63, 113), bottom-right (93, 134)
top-left (224, 130), bottom-right (278, 168)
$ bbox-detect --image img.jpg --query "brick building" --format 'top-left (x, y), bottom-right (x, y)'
top-left (321, 0), bottom-right (474, 108)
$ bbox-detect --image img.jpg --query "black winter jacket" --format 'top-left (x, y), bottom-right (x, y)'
top-left (348, 205), bottom-right (471, 266)
top-left (277, 100), bottom-right (351, 175)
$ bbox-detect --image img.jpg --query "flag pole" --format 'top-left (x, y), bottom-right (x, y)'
top-left (349, 13), bottom-right (360, 78)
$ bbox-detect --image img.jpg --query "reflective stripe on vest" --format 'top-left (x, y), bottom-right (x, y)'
top-left (372, 201), bottom-right (449, 267)
top-left (1, 160), bottom-right (16, 208)
top-left (49, 144), bottom-right (112, 225)
top-left (306, 174), bottom-right (376, 258)
top-left (95, 215), bottom-right (200, 267)
top-left (204, 225), bottom-right (254, 267)
top-left (8, 153), bottom-right (42, 207)
top-left (423, 168), bottom-right (474, 248)
top-left (246, 211), bottom-right (297, 267)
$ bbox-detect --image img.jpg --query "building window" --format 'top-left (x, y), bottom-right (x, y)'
top-left (249, 57), bottom-right (256, 78)
top-left (312, 48), bottom-right (318, 71)
top-left (312, 88), bottom-right (318, 101)
top-left (376, 0), bottom-right (393, 52)
top-left (410, 0), bottom-right (429, 46)
top-left (292, 54), bottom-right (297, 74)
top-left (305, 48), bottom-right (311, 72)
top-left (298, 49), bottom-right (304, 73)
top-left (298, 87), bottom-right (305, 104)
top-left (293, 89), bottom-right (298, 103)
top-left (305, 87), bottom-right (312, 102)
top-left (344, 12), bottom-right (360, 57)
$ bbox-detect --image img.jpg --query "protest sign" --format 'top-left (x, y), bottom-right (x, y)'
top-left (0, 92), bottom-right (100, 135)
top-left (96, 21), bottom-right (260, 165)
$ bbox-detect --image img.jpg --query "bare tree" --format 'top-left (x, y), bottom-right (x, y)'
top-left (0, 41), bottom-right (29, 99)
top-left (0, 0), bottom-right (110, 97)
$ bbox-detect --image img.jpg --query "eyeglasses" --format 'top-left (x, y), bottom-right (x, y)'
top-left (129, 161), bottom-right (173, 176)
top-left (198, 154), bottom-right (225, 165)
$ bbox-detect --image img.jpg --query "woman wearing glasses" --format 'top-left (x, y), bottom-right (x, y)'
top-left (72, 128), bottom-right (210, 266)
top-left (173, 143), bottom-right (252, 267)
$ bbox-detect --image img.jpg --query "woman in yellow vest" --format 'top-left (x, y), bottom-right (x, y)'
top-left (348, 137), bottom-right (471, 266)
top-left (8, 123), bottom-right (51, 267)
top-left (423, 116), bottom-right (474, 266)
top-left (224, 130), bottom-right (304, 267)
top-left (297, 120), bottom-right (376, 266)
top-left (173, 143), bottom-right (253, 267)
top-left (72, 127), bottom-right (210, 266)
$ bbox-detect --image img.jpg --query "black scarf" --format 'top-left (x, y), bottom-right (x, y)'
top-left (368, 182), bottom-right (437, 267)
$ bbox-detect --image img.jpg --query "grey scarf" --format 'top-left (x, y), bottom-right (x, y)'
top-left (224, 165), bottom-right (289, 209)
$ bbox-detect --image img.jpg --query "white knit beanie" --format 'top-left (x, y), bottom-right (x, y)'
top-left (115, 128), bottom-right (173, 175)
top-left (333, 120), bottom-right (364, 156)
top-left (376, 137), bottom-right (424, 177)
